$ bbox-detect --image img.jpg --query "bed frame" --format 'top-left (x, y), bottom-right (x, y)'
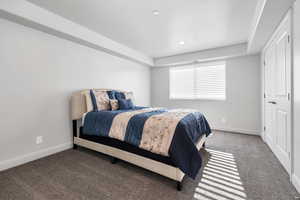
top-left (71, 89), bottom-right (207, 191)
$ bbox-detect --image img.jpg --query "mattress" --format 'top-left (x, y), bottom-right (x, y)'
top-left (80, 127), bottom-right (175, 166)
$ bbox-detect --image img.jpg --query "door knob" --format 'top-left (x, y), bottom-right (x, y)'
top-left (268, 101), bottom-right (277, 104)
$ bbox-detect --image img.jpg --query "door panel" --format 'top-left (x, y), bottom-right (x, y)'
top-left (275, 107), bottom-right (291, 172)
top-left (265, 102), bottom-right (275, 147)
top-left (265, 45), bottom-right (275, 98)
top-left (275, 34), bottom-right (288, 96)
top-left (276, 109), bottom-right (287, 153)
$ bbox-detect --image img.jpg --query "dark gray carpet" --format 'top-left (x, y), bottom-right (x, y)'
top-left (0, 131), bottom-right (299, 200)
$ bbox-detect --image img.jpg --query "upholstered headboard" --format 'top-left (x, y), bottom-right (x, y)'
top-left (71, 89), bottom-right (133, 120)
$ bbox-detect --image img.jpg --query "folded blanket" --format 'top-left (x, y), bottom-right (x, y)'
top-left (82, 107), bottom-right (211, 179)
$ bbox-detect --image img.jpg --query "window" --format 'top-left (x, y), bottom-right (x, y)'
top-left (169, 62), bottom-right (226, 100)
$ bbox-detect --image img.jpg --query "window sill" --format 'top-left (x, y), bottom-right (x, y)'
top-left (169, 97), bottom-right (226, 101)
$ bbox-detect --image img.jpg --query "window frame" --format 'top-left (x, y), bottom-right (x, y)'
top-left (169, 61), bottom-right (226, 101)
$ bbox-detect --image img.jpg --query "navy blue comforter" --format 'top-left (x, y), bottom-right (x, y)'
top-left (82, 107), bottom-right (211, 179)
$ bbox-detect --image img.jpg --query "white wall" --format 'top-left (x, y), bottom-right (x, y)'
top-left (0, 18), bottom-right (150, 170)
top-left (0, 0), bottom-right (153, 66)
top-left (292, 0), bottom-right (300, 192)
top-left (151, 55), bottom-right (261, 135)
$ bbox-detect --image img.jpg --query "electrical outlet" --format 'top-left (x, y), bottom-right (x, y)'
top-left (36, 136), bottom-right (43, 144)
top-left (221, 118), bottom-right (226, 124)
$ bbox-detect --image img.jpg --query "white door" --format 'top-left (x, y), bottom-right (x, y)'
top-left (264, 14), bottom-right (291, 174)
top-left (264, 43), bottom-right (276, 149)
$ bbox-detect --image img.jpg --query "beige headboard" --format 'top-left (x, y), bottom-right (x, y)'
top-left (71, 89), bottom-right (132, 120)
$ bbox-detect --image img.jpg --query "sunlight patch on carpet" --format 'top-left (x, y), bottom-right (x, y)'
top-left (194, 149), bottom-right (247, 200)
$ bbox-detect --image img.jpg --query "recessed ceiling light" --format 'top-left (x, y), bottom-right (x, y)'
top-left (179, 41), bottom-right (185, 45)
top-left (152, 10), bottom-right (159, 15)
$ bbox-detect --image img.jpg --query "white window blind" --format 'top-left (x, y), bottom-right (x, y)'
top-left (169, 66), bottom-right (194, 99)
top-left (169, 62), bottom-right (226, 100)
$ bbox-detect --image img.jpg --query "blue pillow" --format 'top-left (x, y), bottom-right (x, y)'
top-left (115, 91), bottom-right (126, 100)
top-left (106, 90), bottom-right (126, 100)
top-left (106, 90), bottom-right (116, 99)
top-left (118, 99), bottom-right (134, 110)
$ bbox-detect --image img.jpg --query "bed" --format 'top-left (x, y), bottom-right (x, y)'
top-left (71, 89), bottom-right (211, 190)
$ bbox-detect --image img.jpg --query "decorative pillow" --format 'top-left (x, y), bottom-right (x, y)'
top-left (90, 90), bottom-right (111, 111)
top-left (109, 99), bottom-right (119, 110)
top-left (124, 91), bottom-right (134, 101)
top-left (114, 91), bottom-right (126, 100)
top-left (112, 91), bottom-right (135, 104)
top-left (107, 90), bottom-right (116, 99)
top-left (118, 99), bottom-right (134, 110)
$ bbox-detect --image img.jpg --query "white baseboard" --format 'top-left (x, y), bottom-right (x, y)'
top-left (292, 174), bottom-right (300, 193)
top-left (212, 127), bottom-right (260, 135)
top-left (0, 142), bottom-right (73, 172)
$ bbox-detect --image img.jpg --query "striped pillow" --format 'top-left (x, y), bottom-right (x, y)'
top-left (90, 90), bottom-right (111, 111)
